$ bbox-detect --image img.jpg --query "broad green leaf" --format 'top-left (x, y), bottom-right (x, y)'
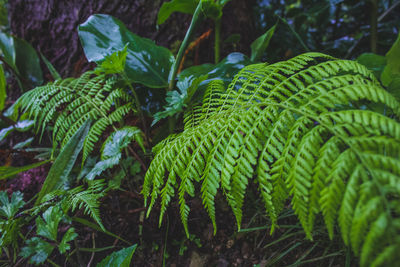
top-left (0, 32), bottom-right (43, 89)
top-left (250, 23), bottom-right (276, 62)
top-left (20, 237), bottom-right (54, 265)
top-left (36, 206), bottom-right (63, 241)
top-left (35, 121), bottom-right (90, 205)
top-left (0, 160), bottom-right (50, 180)
top-left (153, 75), bottom-right (207, 125)
top-left (96, 244), bottom-right (137, 267)
top-left (14, 37), bottom-right (43, 87)
top-left (40, 52), bottom-right (61, 80)
top-left (78, 14), bottom-right (174, 88)
top-left (0, 63), bottom-right (5, 111)
top-left (357, 53), bottom-right (386, 79)
top-left (157, 0), bottom-right (198, 24)
top-left (0, 191), bottom-right (25, 219)
top-left (58, 227), bottom-right (78, 254)
top-left (381, 33), bottom-right (400, 86)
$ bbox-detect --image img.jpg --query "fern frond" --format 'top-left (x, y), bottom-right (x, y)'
top-left (67, 180), bottom-right (106, 229)
top-left (17, 71), bottom-right (135, 162)
top-left (143, 52), bottom-right (400, 266)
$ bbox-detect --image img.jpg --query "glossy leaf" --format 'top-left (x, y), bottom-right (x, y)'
top-left (0, 32), bottom-right (16, 70)
top-left (0, 32), bottom-right (43, 89)
top-left (78, 14), bottom-right (174, 88)
top-left (381, 33), bottom-right (400, 86)
top-left (250, 23), bottom-right (276, 62)
top-left (0, 160), bottom-right (50, 180)
top-left (0, 63), bottom-right (5, 111)
top-left (35, 121), bottom-right (90, 205)
top-left (157, 0), bottom-right (198, 24)
top-left (97, 244), bottom-right (137, 267)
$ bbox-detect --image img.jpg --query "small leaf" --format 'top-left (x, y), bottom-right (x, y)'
top-left (0, 191), bottom-right (25, 219)
top-left (250, 23), bottom-right (276, 62)
top-left (96, 244), bottom-right (137, 267)
top-left (13, 137), bottom-right (34, 149)
top-left (157, 0), bottom-right (198, 25)
top-left (0, 63), bottom-right (6, 111)
top-left (86, 127), bottom-right (143, 180)
top-left (381, 33), bottom-right (400, 86)
top-left (36, 205), bottom-right (63, 241)
top-left (0, 125), bottom-right (13, 142)
top-left (20, 237), bottom-right (54, 265)
top-left (78, 14), bottom-right (174, 88)
top-left (95, 45), bottom-right (128, 75)
top-left (35, 120), bottom-right (90, 205)
top-left (58, 228), bottom-right (78, 254)
top-left (152, 75), bottom-right (207, 125)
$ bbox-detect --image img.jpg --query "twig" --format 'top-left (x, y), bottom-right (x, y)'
top-left (127, 145), bottom-right (147, 171)
top-left (86, 233), bottom-right (95, 267)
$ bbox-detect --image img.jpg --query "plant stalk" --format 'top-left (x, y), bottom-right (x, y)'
top-left (168, 0), bottom-right (204, 91)
top-left (214, 17), bottom-right (221, 64)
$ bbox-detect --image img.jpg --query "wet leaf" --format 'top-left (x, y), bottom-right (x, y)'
top-left (79, 14), bottom-right (174, 88)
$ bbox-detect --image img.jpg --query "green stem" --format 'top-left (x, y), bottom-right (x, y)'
top-left (214, 18), bottom-right (221, 64)
top-left (168, 1), bottom-right (204, 91)
top-left (121, 72), bottom-right (149, 144)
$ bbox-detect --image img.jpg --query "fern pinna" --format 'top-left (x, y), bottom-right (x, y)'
top-left (143, 52), bottom-right (400, 266)
top-left (17, 71), bottom-right (135, 162)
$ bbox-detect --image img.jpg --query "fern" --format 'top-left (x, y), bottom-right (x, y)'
top-left (17, 71), bottom-right (135, 163)
top-left (42, 179), bottom-right (106, 229)
top-left (143, 52), bottom-right (400, 266)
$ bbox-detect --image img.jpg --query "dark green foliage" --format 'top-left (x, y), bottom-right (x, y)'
top-left (143, 52), bottom-right (400, 266)
top-left (0, 191), bottom-right (25, 249)
top-left (20, 205), bottom-right (78, 265)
